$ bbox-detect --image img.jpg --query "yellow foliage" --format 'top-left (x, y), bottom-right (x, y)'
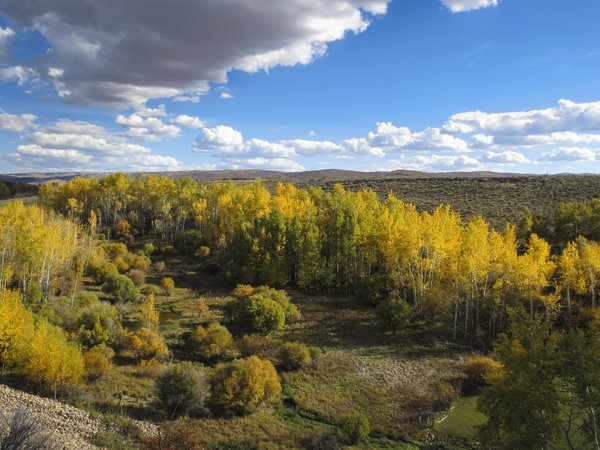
top-left (192, 323), bottom-right (233, 359)
top-left (84, 346), bottom-right (114, 380)
top-left (0, 290), bottom-right (34, 368)
top-left (125, 327), bottom-right (168, 362)
top-left (231, 284), bottom-right (254, 299)
top-left (140, 294), bottom-right (160, 331)
top-left (160, 277), bottom-right (175, 296)
top-left (211, 355), bottom-right (281, 414)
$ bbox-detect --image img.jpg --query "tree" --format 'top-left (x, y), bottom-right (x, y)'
top-left (191, 323), bottom-right (232, 359)
top-left (232, 294), bottom-right (285, 334)
top-left (478, 311), bottom-right (562, 450)
top-left (155, 362), bottom-right (209, 418)
top-left (125, 328), bottom-right (168, 362)
top-left (211, 356), bottom-right (281, 414)
top-left (161, 277), bottom-right (175, 296)
top-left (102, 274), bottom-right (139, 302)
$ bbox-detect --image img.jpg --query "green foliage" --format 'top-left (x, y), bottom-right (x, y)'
top-left (77, 302), bottom-right (121, 348)
top-left (340, 412), bottom-right (370, 444)
top-left (211, 356), bottom-right (281, 415)
top-left (155, 362), bottom-right (210, 417)
top-left (279, 342), bottom-right (311, 370)
top-left (377, 296), bottom-right (414, 332)
top-left (102, 273), bottom-right (139, 302)
top-left (232, 294), bottom-right (285, 334)
top-left (191, 323), bottom-right (233, 359)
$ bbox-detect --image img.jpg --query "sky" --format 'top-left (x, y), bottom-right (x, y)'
top-left (1, 0), bottom-right (600, 174)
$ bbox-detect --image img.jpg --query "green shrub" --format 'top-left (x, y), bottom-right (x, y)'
top-left (279, 342), bottom-right (311, 370)
top-left (254, 286), bottom-right (301, 323)
top-left (102, 274), bottom-right (139, 302)
top-left (211, 356), bottom-right (281, 415)
top-left (77, 302), bottom-right (121, 348)
top-left (155, 362), bottom-right (210, 417)
top-left (192, 323), bottom-right (233, 359)
top-left (340, 412), bottom-right (370, 444)
top-left (377, 296), bottom-right (414, 331)
top-left (232, 294), bottom-right (285, 334)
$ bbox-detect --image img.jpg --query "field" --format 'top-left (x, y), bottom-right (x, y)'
top-left (70, 247), bottom-right (471, 449)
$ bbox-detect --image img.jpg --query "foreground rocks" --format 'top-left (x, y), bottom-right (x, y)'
top-left (0, 384), bottom-right (157, 449)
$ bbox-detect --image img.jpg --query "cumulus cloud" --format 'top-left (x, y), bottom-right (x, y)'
top-left (369, 123), bottom-right (470, 152)
top-left (441, 0), bottom-right (499, 13)
top-left (0, 110), bottom-right (37, 132)
top-left (171, 115), bottom-right (205, 129)
top-left (116, 113), bottom-right (181, 141)
top-left (482, 151), bottom-right (531, 165)
top-left (540, 147), bottom-right (599, 163)
top-left (0, 26), bottom-right (14, 61)
top-left (0, 0), bottom-right (390, 107)
top-left (1, 117), bottom-right (180, 171)
top-left (391, 154), bottom-right (483, 172)
top-left (444, 99), bottom-right (600, 136)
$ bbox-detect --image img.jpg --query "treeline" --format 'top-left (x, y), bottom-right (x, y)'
top-left (0, 181), bottom-right (38, 200)
top-left (521, 198), bottom-right (600, 250)
top-left (40, 174), bottom-right (600, 343)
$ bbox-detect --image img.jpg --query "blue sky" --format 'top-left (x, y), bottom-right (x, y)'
top-left (1, 0), bottom-right (600, 173)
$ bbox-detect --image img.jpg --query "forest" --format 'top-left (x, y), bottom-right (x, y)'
top-left (1, 172), bottom-right (599, 449)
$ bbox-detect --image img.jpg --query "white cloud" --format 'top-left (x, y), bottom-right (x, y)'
top-left (220, 91), bottom-right (233, 100)
top-left (0, 27), bottom-right (15, 61)
top-left (171, 115), bottom-right (205, 129)
top-left (116, 113), bottom-right (181, 141)
top-left (482, 151), bottom-right (531, 165)
top-left (172, 94), bottom-right (201, 103)
top-left (0, 110), bottom-right (37, 132)
top-left (441, 0), bottom-right (499, 13)
top-left (369, 123), bottom-right (470, 152)
top-left (1, 116), bottom-right (181, 171)
top-left (0, 0), bottom-right (390, 107)
top-left (392, 154), bottom-right (483, 172)
top-left (540, 147), bottom-right (599, 163)
top-left (194, 125), bottom-right (245, 152)
top-left (0, 66), bottom-right (37, 86)
top-left (284, 139), bottom-right (343, 156)
top-left (444, 99), bottom-right (600, 136)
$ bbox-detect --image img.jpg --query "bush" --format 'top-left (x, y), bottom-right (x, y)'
top-left (254, 286), bottom-right (301, 323)
top-left (231, 284), bottom-right (254, 300)
top-left (143, 422), bottom-right (205, 450)
top-left (102, 274), bottom-right (139, 302)
top-left (155, 363), bottom-right (210, 418)
top-left (463, 355), bottom-right (502, 392)
top-left (340, 412), bottom-right (370, 444)
top-left (211, 356), bottom-right (281, 415)
top-left (232, 294), bottom-right (285, 334)
top-left (236, 334), bottom-right (279, 361)
top-left (143, 242), bottom-right (155, 256)
top-left (141, 285), bottom-right (162, 296)
top-left (126, 253), bottom-right (151, 272)
top-left (125, 328), bottom-right (169, 362)
top-left (84, 345), bottom-right (114, 381)
top-left (77, 302), bottom-right (121, 348)
top-left (279, 342), bottom-right (311, 370)
top-left (127, 269), bottom-right (146, 287)
top-left (308, 431), bottom-right (341, 450)
top-left (114, 256), bottom-right (130, 273)
top-left (434, 381), bottom-right (460, 409)
top-left (161, 277), bottom-right (175, 296)
top-left (192, 323), bottom-right (233, 359)
top-left (194, 246), bottom-right (211, 259)
top-left (377, 296), bottom-right (414, 332)
top-left (0, 408), bottom-right (56, 450)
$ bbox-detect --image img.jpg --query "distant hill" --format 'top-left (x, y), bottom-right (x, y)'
top-left (0, 168), bottom-right (530, 184)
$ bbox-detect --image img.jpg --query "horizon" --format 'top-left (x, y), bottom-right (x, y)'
top-left (1, 0), bottom-right (600, 174)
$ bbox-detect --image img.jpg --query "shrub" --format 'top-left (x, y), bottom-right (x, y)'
top-left (377, 296), bottom-right (414, 332)
top-left (127, 269), bottom-right (146, 287)
top-left (308, 431), bottom-right (341, 450)
top-left (340, 412), bottom-right (370, 444)
top-left (236, 334), bottom-right (279, 361)
top-left (279, 342), bottom-right (311, 370)
top-left (101, 242), bottom-right (128, 260)
top-left (231, 284), bottom-right (254, 300)
top-left (196, 298), bottom-right (209, 316)
top-left (141, 285), bottom-right (161, 296)
top-left (232, 294), bottom-right (285, 334)
top-left (143, 242), bottom-right (155, 256)
top-left (161, 277), bottom-right (175, 296)
top-left (143, 422), bottom-right (205, 450)
top-left (194, 246), bottom-right (211, 259)
top-left (211, 356), bottom-right (281, 415)
top-left (463, 355), bottom-right (503, 392)
top-left (434, 381), bottom-right (459, 409)
top-left (192, 323), bottom-right (233, 359)
top-left (114, 256), bottom-right (130, 273)
top-left (102, 274), bottom-right (139, 302)
top-left (125, 328), bottom-right (169, 362)
top-left (77, 302), bottom-right (121, 348)
top-left (84, 345), bottom-right (114, 380)
top-left (155, 363), bottom-right (210, 418)
top-left (126, 253), bottom-right (151, 272)
top-left (254, 286), bottom-right (301, 323)
top-left (154, 261), bottom-right (166, 275)
top-left (0, 408), bottom-right (56, 450)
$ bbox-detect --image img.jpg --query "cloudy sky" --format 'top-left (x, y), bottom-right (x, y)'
top-left (0, 0), bottom-right (600, 173)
